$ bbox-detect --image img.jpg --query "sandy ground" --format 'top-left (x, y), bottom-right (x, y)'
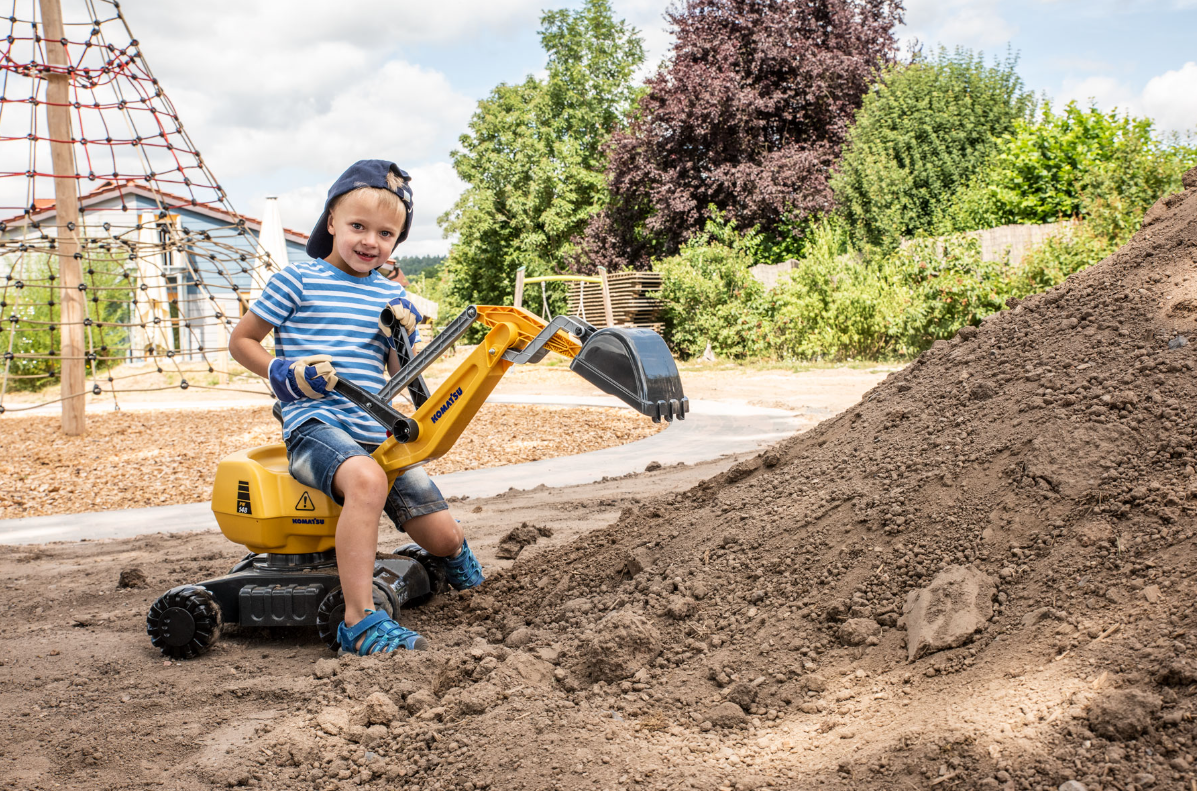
top-left (0, 361), bottom-right (903, 791)
top-left (0, 455), bottom-right (749, 791)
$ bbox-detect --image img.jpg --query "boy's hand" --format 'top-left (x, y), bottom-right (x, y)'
top-left (380, 297), bottom-right (422, 347)
top-left (268, 355), bottom-right (339, 402)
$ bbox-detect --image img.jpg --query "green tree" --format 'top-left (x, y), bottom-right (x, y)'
top-left (439, 0), bottom-right (644, 311)
top-left (831, 48), bottom-right (1034, 249)
top-left (952, 101), bottom-right (1196, 243)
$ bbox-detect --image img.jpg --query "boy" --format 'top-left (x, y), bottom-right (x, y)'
top-left (229, 160), bottom-right (483, 655)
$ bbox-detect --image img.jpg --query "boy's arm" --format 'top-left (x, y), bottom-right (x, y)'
top-left (229, 313), bottom-right (277, 379)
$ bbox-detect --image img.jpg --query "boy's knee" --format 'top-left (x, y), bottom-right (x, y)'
top-left (408, 512), bottom-right (463, 557)
top-left (333, 456), bottom-right (388, 505)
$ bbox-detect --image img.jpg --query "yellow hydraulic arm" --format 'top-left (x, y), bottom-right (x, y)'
top-left (369, 305), bottom-right (581, 484)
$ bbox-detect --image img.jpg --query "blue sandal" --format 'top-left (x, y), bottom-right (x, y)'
top-left (337, 610), bottom-right (428, 655)
top-left (441, 539), bottom-right (485, 591)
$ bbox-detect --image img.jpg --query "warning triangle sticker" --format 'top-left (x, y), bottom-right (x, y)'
top-left (295, 492), bottom-right (316, 511)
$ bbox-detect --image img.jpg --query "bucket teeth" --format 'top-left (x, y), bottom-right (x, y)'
top-left (652, 396), bottom-right (689, 423)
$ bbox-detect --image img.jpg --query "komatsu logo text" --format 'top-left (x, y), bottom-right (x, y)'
top-left (432, 387), bottom-right (464, 424)
top-left (292, 518), bottom-right (325, 525)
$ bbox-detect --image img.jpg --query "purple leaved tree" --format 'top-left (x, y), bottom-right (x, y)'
top-left (576, 0), bottom-right (903, 272)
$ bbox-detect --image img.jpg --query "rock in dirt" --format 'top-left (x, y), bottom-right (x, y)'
top-left (456, 682), bottom-right (501, 715)
top-left (504, 627), bottom-right (534, 648)
top-left (1058, 781), bottom-right (1088, 791)
top-left (706, 701), bottom-right (747, 728)
top-left (903, 564), bottom-right (996, 662)
top-left (1087, 689), bottom-right (1162, 740)
top-left (496, 522), bottom-right (542, 560)
top-left (502, 652), bottom-right (555, 685)
top-left (725, 681), bottom-right (757, 710)
top-left (580, 611), bottom-right (661, 681)
top-left (404, 688), bottom-right (439, 715)
top-left (623, 546), bottom-right (655, 577)
top-left (665, 595), bottom-right (696, 620)
top-left (117, 568), bottom-right (147, 589)
top-left (316, 707), bottom-right (350, 736)
top-left (364, 692), bottom-right (399, 725)
top-left (838, 618), bottom-right (882, 646)
top-left (313, 658), bottom-right (339, 679)
top-left (968, 381), bottom-right (997, 401)
top-left (1156, 660), bottom-right (1197, 687)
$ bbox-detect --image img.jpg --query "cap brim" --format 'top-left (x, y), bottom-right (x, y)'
top-left (306, 208), bottom-right (333, 259)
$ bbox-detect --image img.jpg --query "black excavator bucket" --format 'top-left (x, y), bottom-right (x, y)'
top-left (569, 328), bottom-right (689, 423)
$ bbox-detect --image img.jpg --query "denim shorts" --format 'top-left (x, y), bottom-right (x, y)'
top-left (284, 419), bottom-right (448, 529)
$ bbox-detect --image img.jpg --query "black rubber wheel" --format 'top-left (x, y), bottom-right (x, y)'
top-left (146, 585), bottom-right (222, 659)
top-left (315, 583), bottom-right (395, 652)
top-left (392, 542), bottom-right (448, 605)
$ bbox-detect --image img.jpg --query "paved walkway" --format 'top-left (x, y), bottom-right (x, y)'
top-left (0, 397), bottom-right (819, 545)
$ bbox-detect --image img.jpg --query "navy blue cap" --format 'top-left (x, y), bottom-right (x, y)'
top-left (306, 159), bottom-right (414, 259)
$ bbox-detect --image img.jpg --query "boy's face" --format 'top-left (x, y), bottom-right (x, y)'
top-left (324, 190), bottom-right (406, 277)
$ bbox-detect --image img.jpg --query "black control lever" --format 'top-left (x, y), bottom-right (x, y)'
top-left (379, 305), bottom-right (478, 404)
top-left (335, 379), bottom-right (419, 443)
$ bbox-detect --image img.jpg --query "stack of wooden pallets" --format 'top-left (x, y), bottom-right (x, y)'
top-left (566, 270), bottom-right (664, 330)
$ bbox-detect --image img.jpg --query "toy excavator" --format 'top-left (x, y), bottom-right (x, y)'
top-left (145, 306), bottom-right (688, 658)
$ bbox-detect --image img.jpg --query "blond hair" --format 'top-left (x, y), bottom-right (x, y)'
top-left (329, 169), bottom-right (408, 224)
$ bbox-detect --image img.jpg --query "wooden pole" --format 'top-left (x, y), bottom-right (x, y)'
top-left (513, 266), bottom-right (525, 310)
top-left (215, 315), bottom-right (230, 385)
top-left (39, 0), bottom-right (86, 435)
top-left (598, 266), bottom-right (615, 328)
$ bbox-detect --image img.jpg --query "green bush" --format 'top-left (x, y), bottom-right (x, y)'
top-left (1, 255), bottom-right (132, 392)
top-left (831, 48), bottom-right (1034, 250)
top-left (655, 223), bottom-right (772, 360)
top-left (945, 102), bottom-right (1196, 241)
top-left (657, 218), bottom-right (1115, 362)
top-left (767, 219), bottom-right (902, 359)
top-left (1009, 222), bottom-right (1113, 294)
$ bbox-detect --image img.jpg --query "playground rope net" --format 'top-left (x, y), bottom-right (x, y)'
top-left (0, 0), bottom-right (281, 416)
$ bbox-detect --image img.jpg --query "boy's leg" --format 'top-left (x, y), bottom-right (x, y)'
top-left (385, 468), bottom-right (484, 590)
top-left (403, 510), bottom-right (463, 557)
top-left (330, 456), bottom-right (389, 628)
top-left (286, 420), bottom-right (425, 652)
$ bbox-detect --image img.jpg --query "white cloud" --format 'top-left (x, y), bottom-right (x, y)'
top-left (1056, 75), bottom-right (1138, 112)
top-left (104, 0), bottom-right (489, 256)
top-left (1141, 62), bottom-right (1197, 134)
top-left (201, 60), bottom-right (474, 177)
top-left (1054, 62), bottom-right (1197, 134)
top-left (899, 0), bottom-right (1018, 52)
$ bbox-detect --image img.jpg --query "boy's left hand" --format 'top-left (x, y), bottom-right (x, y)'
top-left (380, 297), bottom-right (422, 347)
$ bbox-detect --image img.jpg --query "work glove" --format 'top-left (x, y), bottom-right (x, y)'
top-left (379, 297), bottom-right (422, 348)
top-left (267, 355), bottom-right (338, 402)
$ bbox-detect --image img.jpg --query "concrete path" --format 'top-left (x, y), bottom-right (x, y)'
top-left (0, 397), bottom-right (817, 545)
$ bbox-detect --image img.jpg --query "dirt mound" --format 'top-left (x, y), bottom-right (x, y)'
top-left (376, 170), bottom-right (1196, 789)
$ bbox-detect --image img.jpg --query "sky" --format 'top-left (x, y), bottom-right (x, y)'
top-left (110, 0), bottom-right (1197, 257)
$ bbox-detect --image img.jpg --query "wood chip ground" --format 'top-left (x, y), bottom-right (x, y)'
top-left (0, 404), bottom-right (663, 519)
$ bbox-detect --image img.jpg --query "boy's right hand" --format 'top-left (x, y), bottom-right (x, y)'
top-left (380, 297), bottom-right (422, 347)
top-left (268, 355), bottom-right (339, 402)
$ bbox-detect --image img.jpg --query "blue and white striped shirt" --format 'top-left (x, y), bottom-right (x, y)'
top-left (249, 259), bottom-right (406, 445)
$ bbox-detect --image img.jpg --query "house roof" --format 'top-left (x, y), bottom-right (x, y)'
top-left (1, 180), bottom-right (310, 245)
top-left (379, 260), bottom-right (410, 288)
